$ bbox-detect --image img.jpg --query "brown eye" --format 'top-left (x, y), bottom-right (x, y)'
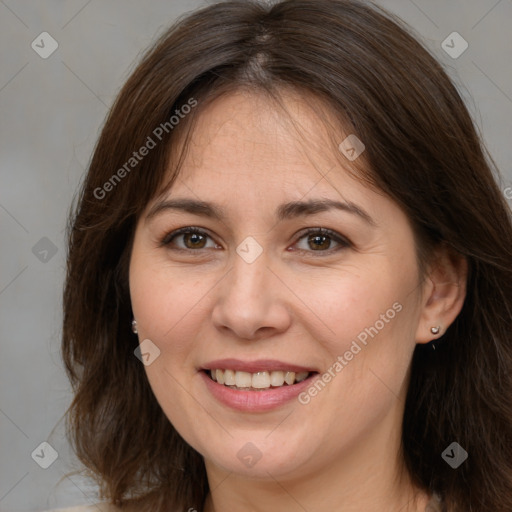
top-left (182, 232), bottom-right (207, 249)
top-left (160, 228), bottom-right (218, 251)
top-left (294, 228), bottom-right (350, 254)
top-left (307, 233), bottom-right (332, 251)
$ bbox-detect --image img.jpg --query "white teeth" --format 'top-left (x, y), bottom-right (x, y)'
top-left (208, 368), bottom-right (311, 389)
top-left (284, 371), bottom-right (296, 385)
top-left (270, 370), bottom-right (285, 386)
top-left (235, 371), bottom-right (252, 388)
top-left (223, 369), bottom-right (236, 386)
top-left (252, 371), bottom-right (270, 389)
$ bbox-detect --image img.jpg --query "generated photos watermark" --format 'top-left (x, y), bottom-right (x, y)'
top-left (441, 442), bottom-right (468, 469)
top-left (298, 301), bottom-right (403, 405)
top-left (93, 97), bottom-right (197, 200)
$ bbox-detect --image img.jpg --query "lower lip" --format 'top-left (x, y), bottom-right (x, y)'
top-left (200, 370), bottom-right (319, 412)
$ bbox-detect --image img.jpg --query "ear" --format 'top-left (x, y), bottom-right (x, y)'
top-left (415, 245), bottom-right (468, 344)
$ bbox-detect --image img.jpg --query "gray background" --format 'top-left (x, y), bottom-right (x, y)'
top-left (1, 1), bottom-right (511, 511)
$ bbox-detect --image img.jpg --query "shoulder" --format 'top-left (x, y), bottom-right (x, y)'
top-left (42, 503), bottom-right (121, 512)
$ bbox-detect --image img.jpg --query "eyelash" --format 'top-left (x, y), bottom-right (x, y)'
top-left (159, 226), bottom-right (351, 256)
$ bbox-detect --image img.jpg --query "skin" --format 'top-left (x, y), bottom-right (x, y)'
top-left (129, 90), bottom-right (467, 512)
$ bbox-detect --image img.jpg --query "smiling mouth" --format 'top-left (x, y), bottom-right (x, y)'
top-left (204, 368), bottom-right (318, 391)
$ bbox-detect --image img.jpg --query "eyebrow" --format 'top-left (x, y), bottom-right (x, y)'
top-left (145, 197), bottom-right (376, 226)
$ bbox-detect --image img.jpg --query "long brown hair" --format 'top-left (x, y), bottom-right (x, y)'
top-left (62, 1), bottom-right (512, 510)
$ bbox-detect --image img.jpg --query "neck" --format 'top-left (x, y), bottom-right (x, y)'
top-left (203, 469), bottom-right (429, 512)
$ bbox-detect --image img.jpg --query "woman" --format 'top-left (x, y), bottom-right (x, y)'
top-left (60, 0), bottom-right (512, 511)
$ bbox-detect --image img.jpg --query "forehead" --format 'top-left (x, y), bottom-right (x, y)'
top-left (168, 89), bottom-right (366, 198)
top-left (142, 89), bottom-right (415, 253)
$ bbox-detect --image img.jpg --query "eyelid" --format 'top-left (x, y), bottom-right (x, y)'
top-left (291, 227), bottom-right (351, 254)
top-left (159, 226), bottom-right (351, 254)
top-left (158, 226), bottom-right (215, 248)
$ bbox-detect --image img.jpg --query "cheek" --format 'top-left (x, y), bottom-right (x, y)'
top-left (130, 243), bottom-right (206, 338)
top-left (289, 259), bottom-right (415, 354)
top-left (129, 252), bottom-right (210, 433)
top-left (293, 257), bottom-right (421, 411)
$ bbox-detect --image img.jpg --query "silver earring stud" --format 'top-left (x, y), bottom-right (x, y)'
top-left (131, 319), bottom-right (138, 334)
top-left (431, 326), bottom-right (440, 335)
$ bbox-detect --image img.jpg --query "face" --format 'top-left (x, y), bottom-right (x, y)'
top-left (129, 90), bottom-right (427, 483)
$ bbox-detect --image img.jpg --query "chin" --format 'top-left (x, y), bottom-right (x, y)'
top-left (199, 432), bottom-right (316, 480)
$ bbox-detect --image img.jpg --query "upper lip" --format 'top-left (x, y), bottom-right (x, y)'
top-left (201, 359), bottom-right (317, 373)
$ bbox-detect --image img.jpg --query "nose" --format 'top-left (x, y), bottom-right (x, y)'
top-left (211, 250), bottom-right (292, 341)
